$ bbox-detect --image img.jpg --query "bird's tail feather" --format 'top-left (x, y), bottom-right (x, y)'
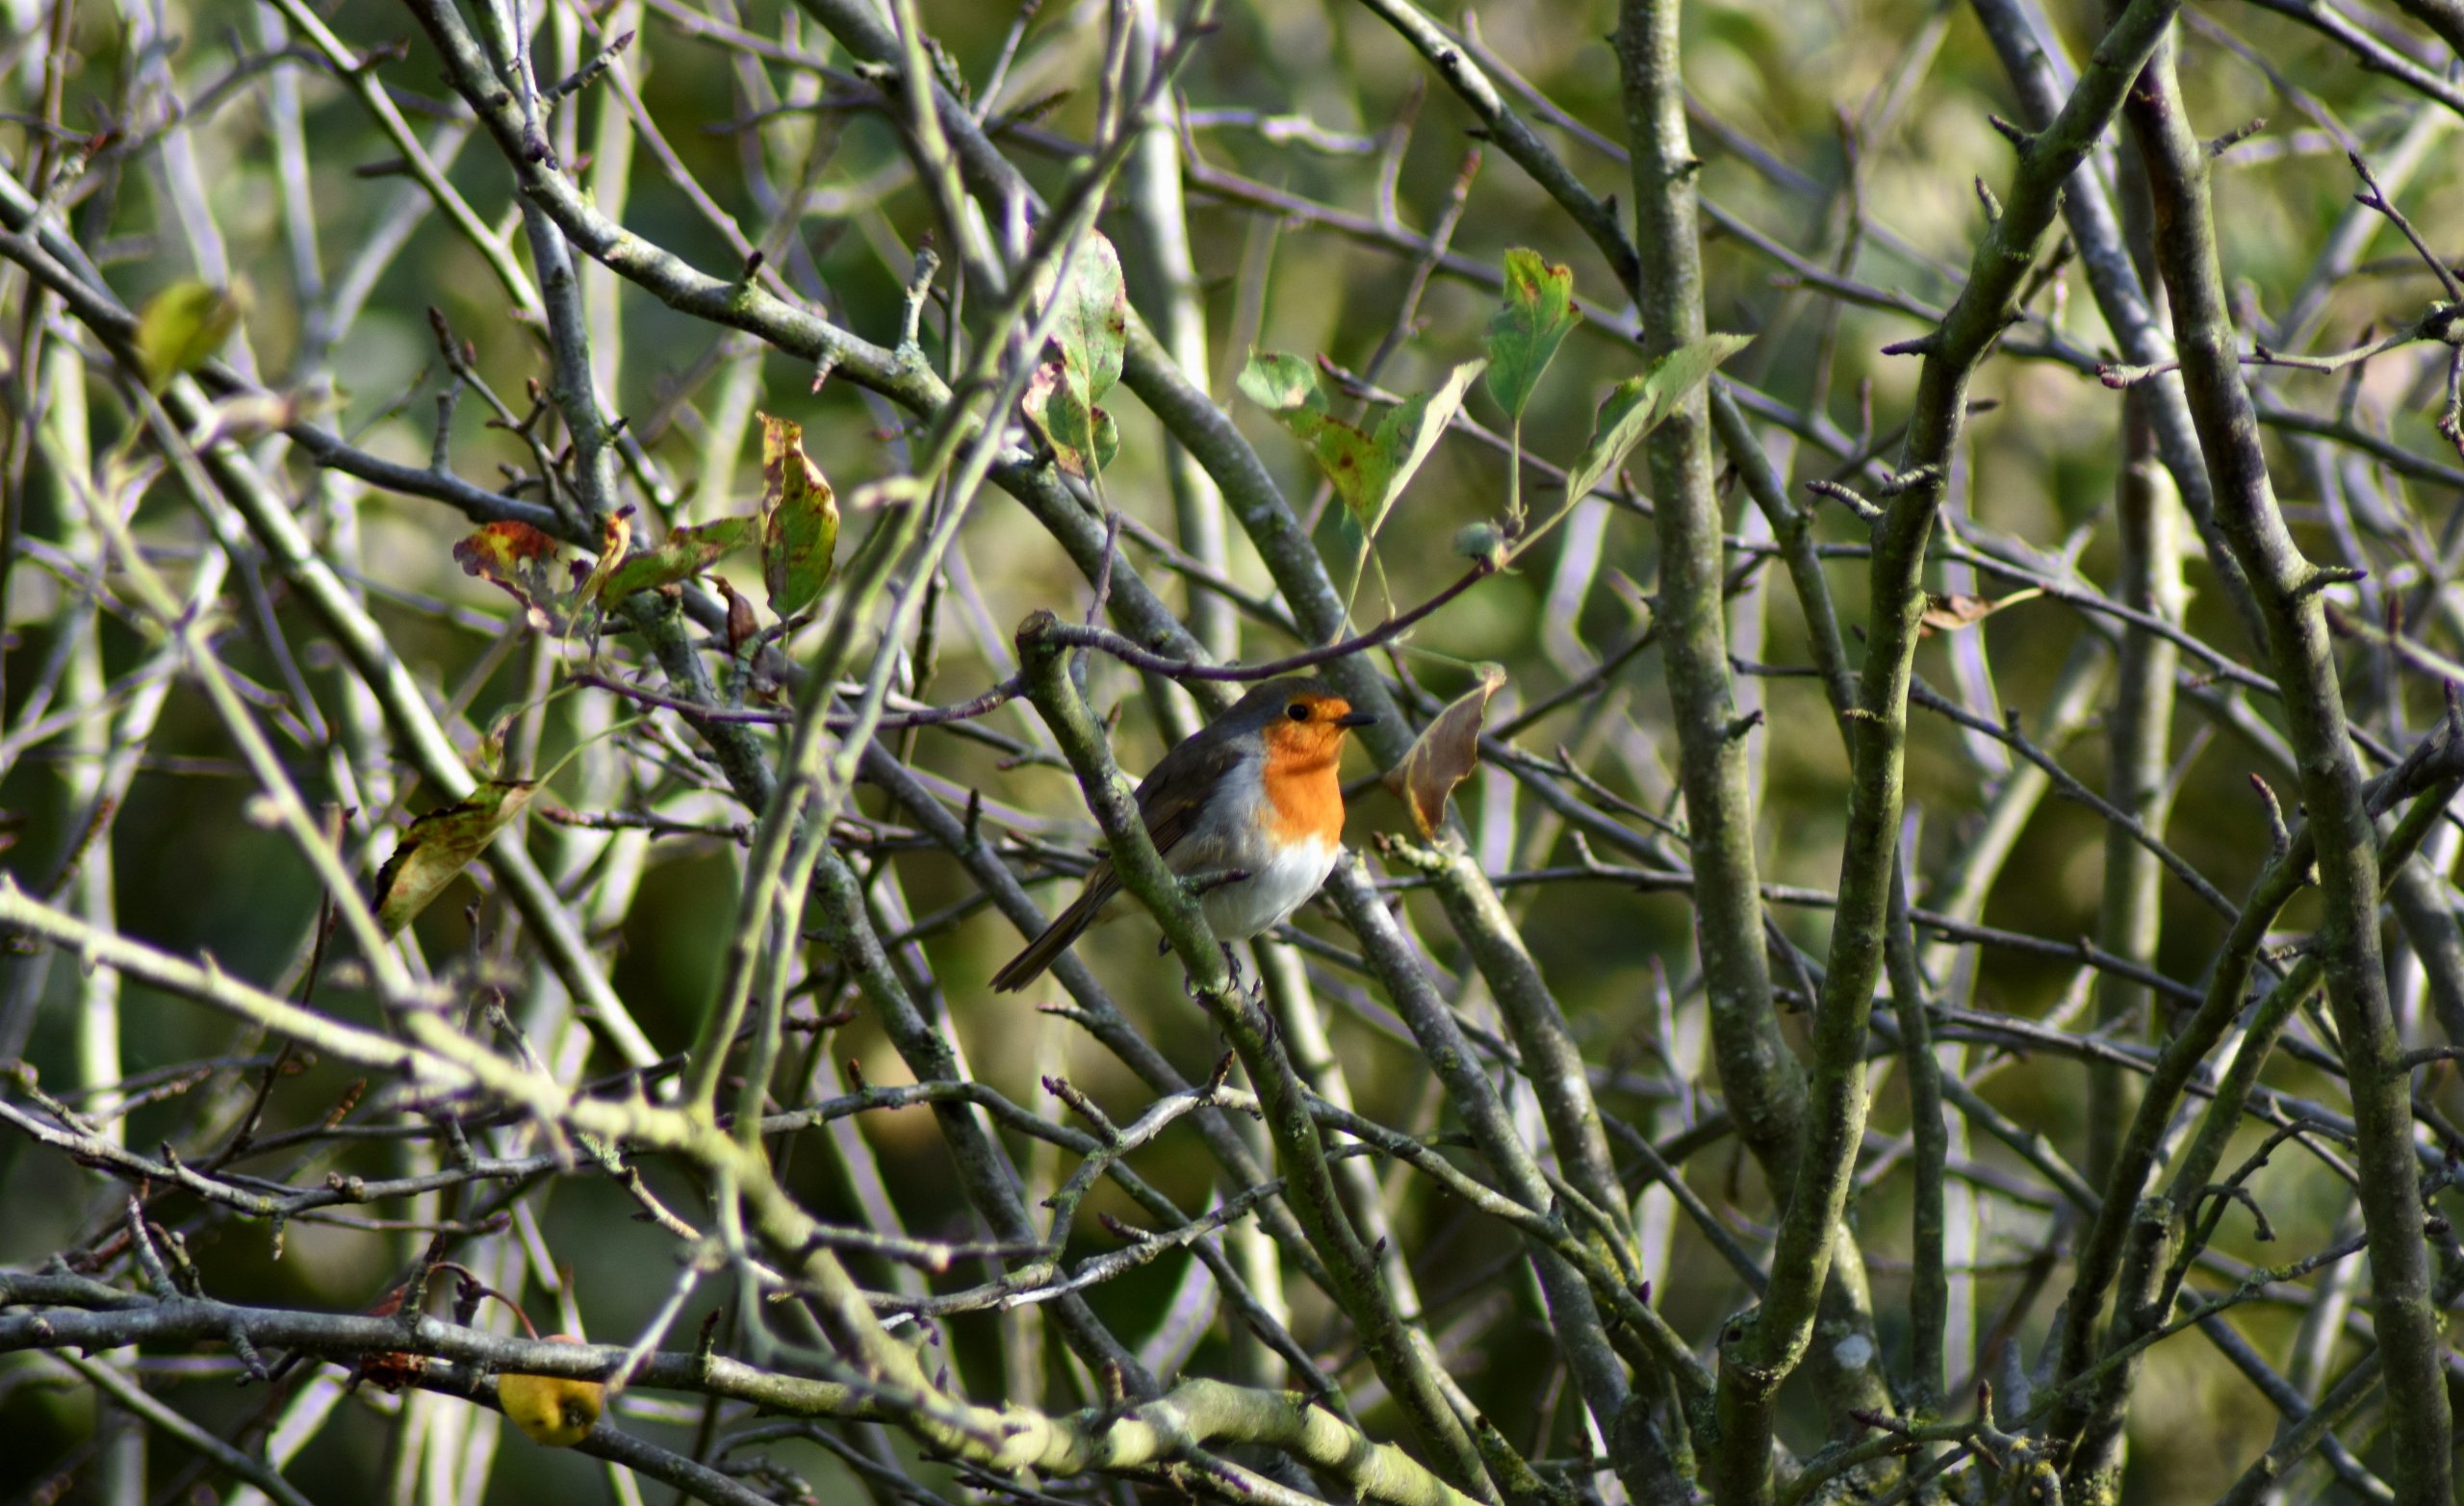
top-left (989, 879), bottom-right (1112, 992)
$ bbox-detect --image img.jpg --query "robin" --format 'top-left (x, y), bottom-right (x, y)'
top-left (990, 676), bottom-right (1377, 991)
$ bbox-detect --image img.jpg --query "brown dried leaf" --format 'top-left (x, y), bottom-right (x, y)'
top-left (1918, 586), bottom-right (2042, 637)
top-left (1386, 664), bottom-right (1507, 839)
top-left (715, 577), bottom-right (758, 656)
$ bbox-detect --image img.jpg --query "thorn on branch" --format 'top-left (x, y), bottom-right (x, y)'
top-left (2349, 150), bottom-right (2464, 302)
top-left (1042, 1074), bottom-right (1119, 1141)
top-left (2249, 774), bottom-right (2290, 863)
top-left (346, 38), bottom-right (410, 80)
top-left (1878, 464), bottom-right (1941, 498)
top-left (543, 29), bottom-right (633, 110)
top-left (2291, 564), bottom-right (2368, 600)
top-left (899, 247), bottom-right (942, 352)
top-left (2205, 116), bottom-right (2265, 157)
top-left (2201, 1182), bottom-right (2276, 1242)
top-left (1986, 115), bottom-right (2034, 152)
top-left (2097, 359), bottom-right (2181, 389)
top-left (1974, 176), bottom-right (2002, 225)
top-left (1806, 478), bottom-right (1883, 523)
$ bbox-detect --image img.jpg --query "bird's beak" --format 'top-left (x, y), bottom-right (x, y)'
top-left (1333, 709), bottom-right (1378, 728)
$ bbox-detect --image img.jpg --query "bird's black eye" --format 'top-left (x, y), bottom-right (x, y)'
top-left (1287, 702), bottom-right (1310, 722)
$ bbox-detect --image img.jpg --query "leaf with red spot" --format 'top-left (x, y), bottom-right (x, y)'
top-left (1485, 249), bottom-right (1582, 422)
top-left (1241, 352), bottom-right (1484, 611)
top-left (1037, 232), bottom-right (1127, 403)
top-left (453, 522), bottom-right (568, 633)
top-left (1239, 353), bottom-right (1483, 540)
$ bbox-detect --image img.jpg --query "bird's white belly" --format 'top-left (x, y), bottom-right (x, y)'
top-left (1202, 835), bottom-right (1341, 941)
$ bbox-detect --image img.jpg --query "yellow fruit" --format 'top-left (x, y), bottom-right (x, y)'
top-left (497, 1336), bottom-right (604, 1446)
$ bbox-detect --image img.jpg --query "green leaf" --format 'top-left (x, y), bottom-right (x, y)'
top-left (1484, 249), bottom-right (1582, 421)
top-left (602, 517), bottom-right (756, 601)
top-left (1562, 333), bottom-right (1755, 503)
top-left (1236, 350), bottom-right (1327, 415)
top-left (452, 521), bottom-right (569, 633)
top-left (1089, 406), bottom-right (1119, 474)
top-left (1363, 359), bottom-right (1485, 537)
top-left (136, 279), bottom-right (249, 392)
top-left (1642, 333), bottom-right (1755, 426)
top-left (1021, 233), bottom-right (1128, 479)
top-left (372, 780), bottom-right (540, 934)
top-left (757, 413), bottom-right (838, 617)
top-left (1040, 231), bottom-right (1128, 409)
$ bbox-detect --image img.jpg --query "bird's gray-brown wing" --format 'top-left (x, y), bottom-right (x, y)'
top-left (988, 731), bottom-right (1244, 992)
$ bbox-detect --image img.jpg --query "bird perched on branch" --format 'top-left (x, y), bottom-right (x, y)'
top-left (990, 676), bottom-right (1376, 991)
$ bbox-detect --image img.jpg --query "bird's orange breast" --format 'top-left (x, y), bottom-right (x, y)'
top-left (1260, 747), bottom-right (1347, 845)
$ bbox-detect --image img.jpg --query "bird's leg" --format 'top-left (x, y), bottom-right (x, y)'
top-left (1179, 944), bottom-right (1242, 1002)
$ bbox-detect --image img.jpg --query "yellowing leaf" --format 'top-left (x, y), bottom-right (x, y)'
top-left (570, 507), bottom-right (634, 621)
top-left (1485, 249), bottom-right (1582, 421)
top-left (497, 1338), bottom-right (603, 1447)
top-left (1386, 664), bottom-right (1506, 839)
top-left (452, 522), bottom-right (568, 633)
top-left (372, 781), bottom-right (540, 934)
top-left (602, 516), bottom-right (755, 601)
top-left (137, 279), bottom-right (250, 392)
top-left (1021, 362), bottom-right (1119, 478)
top-left (757, 414), bottom-right (838, 617)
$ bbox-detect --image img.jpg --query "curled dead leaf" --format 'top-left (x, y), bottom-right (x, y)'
top-left (1386, 665), bottom-right (1507, 839)
top-left (1917, 586), bottom-right (2043, 637)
